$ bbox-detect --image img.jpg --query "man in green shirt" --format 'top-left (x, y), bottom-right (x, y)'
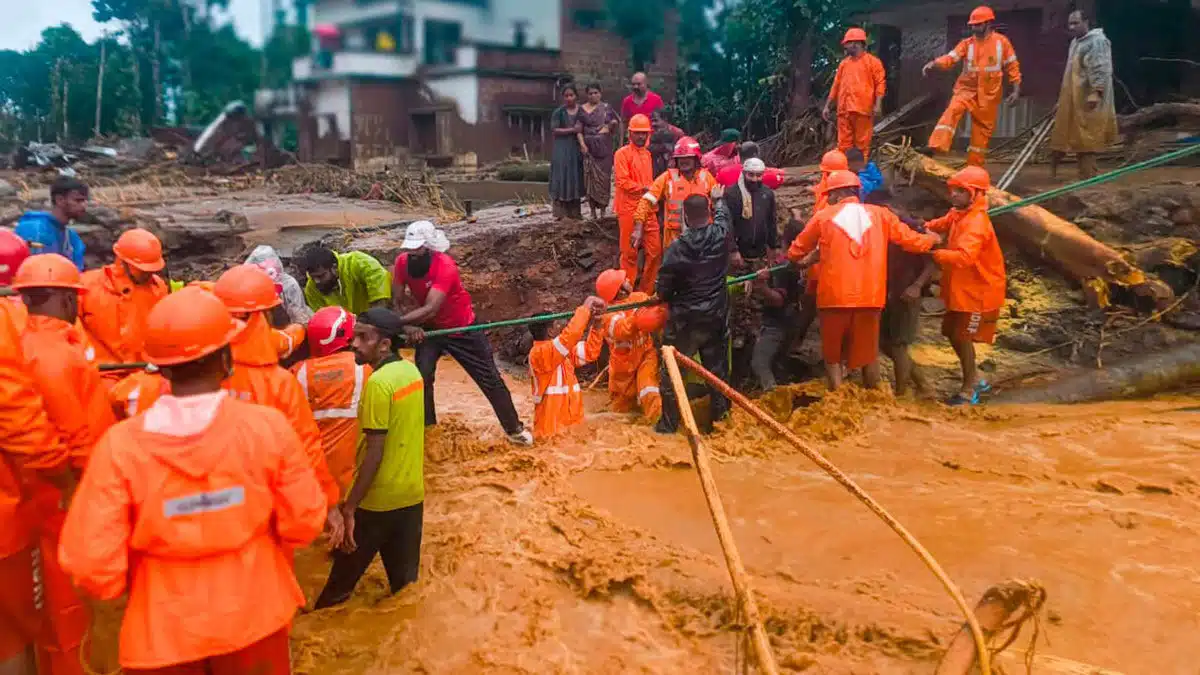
top-left (314, 307), bottom-right (425, 608)
top-left (302, 246), bottom-right (392, 314)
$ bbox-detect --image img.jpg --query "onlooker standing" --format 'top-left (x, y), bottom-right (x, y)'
top-left (1049, 9), bottom-right (1117, 179)
top-left (824, 27), bottom-right (887, 156)
top-left (314, 308), bottom-right (425, 609)
top-left (720, 158), bottom-right (779, 271)
top-left (620, 72), bottom-right (665, 123)
top-left (578, 84), bottom-right (620, 220)
top-left (549, 84), bottom-right (585, 220)
top-left (15, 176), bottom-right (89, 271)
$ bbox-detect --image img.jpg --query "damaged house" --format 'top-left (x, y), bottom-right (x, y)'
top-left (287, 0), bottom-right (677, 168)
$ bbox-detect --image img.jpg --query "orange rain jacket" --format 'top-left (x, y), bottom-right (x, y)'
top-left (934, 32), bottom-right (1021, 114)
top-left (926, 195), bottom-right (1007, 313)
top-left (788, 197), bottom-right (938, 309)
top-left (0, 302), bottom-right (69, 559)
top-left (582, 292), bottom-right (661, 418)
top-left (529, 306), bottom-right (591, 440)
top-left (21, 315), bottom-right (117, 471)
top-left (291, 351), bottom-right (371, 492)
top-left (614, 142), bottom-right (655, 217)
top-left (80, 263), bottom-right (168, 369)
top-left (274, 323), bottom-right (306, 360)
top-left (58, 397), bottom-right (326, 670)
top-left (108, 370), bottom-right (170, 420)
top-left (830, 52), bottom-right (887, 115)
top-left (635, 168), bottom-right (720, 242)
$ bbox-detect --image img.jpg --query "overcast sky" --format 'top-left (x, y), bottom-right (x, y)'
top-left (1, 0), bottom-right (266, 51)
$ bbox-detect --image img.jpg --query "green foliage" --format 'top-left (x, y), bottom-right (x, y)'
top-left (605, 0), bottom-right (673, 70)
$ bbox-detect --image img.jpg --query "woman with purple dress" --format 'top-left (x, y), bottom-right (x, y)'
top-left (577, 83), bottom-right (619, 221)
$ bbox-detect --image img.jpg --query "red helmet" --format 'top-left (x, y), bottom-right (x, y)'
top-left (968, 5), bottom-right (996, 25)
top-left (308, 306), bottom-right (355, 358)
top-left (820, 149), bottom-right (849, 173)
top-left (842, 28), bottom-right (868, 45)
top-left (672, 136), bottom-right (702, 159)
top-left (948, 166), bottom-right (991, 194)
top-left (821, 170), bottom-right (862, 193)
top-left (0, 230), bottom-right (30, 287)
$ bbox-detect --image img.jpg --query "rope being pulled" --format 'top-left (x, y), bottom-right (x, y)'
top-left (671, 351), bottom-right (994, 675)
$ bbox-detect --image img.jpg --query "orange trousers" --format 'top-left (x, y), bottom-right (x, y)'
top-left (124, 628), bottom-right (291, 675)
top-left (28, 486), bottom-right (88, 675)
top-left (619, 213), bottom-right (661, 294)
top-left (928, 95), bottom-right (995, 166)
top-left (836, 113), bottom-right (874, 155)
top-left (0, 548), bottom-right (38, 661)
top-left (609, 352), bottom-right (662, 421)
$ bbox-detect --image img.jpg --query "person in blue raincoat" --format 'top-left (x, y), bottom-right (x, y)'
top-left (14, 177), bottom-right (89, 271)
top-left (845, 148), bottom-right (885, 201)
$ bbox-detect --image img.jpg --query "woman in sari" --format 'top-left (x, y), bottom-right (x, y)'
top-left (577, 83), bottom-right (619, 220)
top-left (550, 84), bottom-right (585, 220)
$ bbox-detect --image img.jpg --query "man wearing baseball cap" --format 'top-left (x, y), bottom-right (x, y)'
top-left (392, 221), bottom-right (532, 446)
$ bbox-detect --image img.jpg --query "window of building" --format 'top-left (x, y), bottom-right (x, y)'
top-left (506, 110), bottom-right (546, 137)
top-left (424, 20), bottom-right (463, 66)
top-left (361, 15), bottom-right (415, 54)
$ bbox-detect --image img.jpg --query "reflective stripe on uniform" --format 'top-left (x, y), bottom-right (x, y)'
top-left (642, 193), bottom-right (658, 205)
top-left (968, 146), bottom-right (988, 154)
top-left (552, 337), bottom-right (569, 357)
top-left (945, 49), bottom-right (961, 62)
top-left (638, 385), bottom-right (659, 400)
top-left (296, 363), bottom-right (309, 398)
top-left (935, 125), bottom-right (955, 134)
top-left (574, 341), bottom-right (588, 363)
top-left (127, 387), bottom-right (141, 416)
top-left (965, 42), bottom-right (976, 71)
top-left (311, 364), bottom-right (365, 420)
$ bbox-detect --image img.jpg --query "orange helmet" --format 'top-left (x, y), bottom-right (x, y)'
top-left (968, 5), bottom-right (995, 25)
top-left (820, 149), bottom-right (849, 173)
top-left (842, 28), bottom-right (868, 45)
top-left (821, 169), bottom-right (862, 193)
top-left (595, 269), bottom-right (628, 303)
top-left (308, 306), bottom-right (355, 358)
top-left (11, 254), bottom-right (84, 291)
top-left (634, 304), bottom-right (668, 333)
top-left (673, 136), bottom-right (702, 159)
top-left (113, 228), bottom-right (165, 272)
top-left (214, 264), bottom-right (281, 313)
top-left (948, 166), bottom-right (991, 194)
top-left (0, 230), bottom-right (30, 287)
top-left (628, 114), bottom-right (652, 133)
top-left (144, 286), bottom-right (243, 367)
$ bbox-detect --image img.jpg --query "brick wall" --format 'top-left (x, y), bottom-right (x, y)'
top-left (475, 75), bottom-right (559, 162)
top-left (349, 80), bottom-right (420, 167)
top-left (559, 0), bottom-right (678, 106)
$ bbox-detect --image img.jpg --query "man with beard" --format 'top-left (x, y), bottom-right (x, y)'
top-left (314, 307), bottom-right (425, 608)
top-left (391, 221), bottom-right (533, 446)
top-left (15, 176), bottom-right (90, 271)
top-left (302, 246), bottom-right (392, 314)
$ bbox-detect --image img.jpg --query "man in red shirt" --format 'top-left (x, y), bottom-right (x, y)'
top-left (620, 72), bottom-right (665, 123)
top-left (391, 221), bottom-right (533, 446)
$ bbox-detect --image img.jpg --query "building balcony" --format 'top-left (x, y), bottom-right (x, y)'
top-left (293, 51), bottom-right (419, 82)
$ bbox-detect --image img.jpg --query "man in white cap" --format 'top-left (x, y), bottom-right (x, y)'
top-left (718, 157), bottom-right (779, 270)
top-left (391, 221), bottom-right (533, 446)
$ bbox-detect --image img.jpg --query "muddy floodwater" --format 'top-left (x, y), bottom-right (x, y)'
top-left (276, 358), bottom-right (1200, 674)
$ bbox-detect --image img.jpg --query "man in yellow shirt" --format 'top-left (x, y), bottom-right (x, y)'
top-left (314, 307), bottom-right (424, 608)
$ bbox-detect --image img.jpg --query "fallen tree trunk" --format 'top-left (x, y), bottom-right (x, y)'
top-left (1119, 101), bottom-right (1200, 132)
top-left (879, 145), bottom-right (1173, 308)
top-left (995, 342), bottom-right (1200, 404)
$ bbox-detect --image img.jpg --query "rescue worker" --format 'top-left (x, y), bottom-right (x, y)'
top-left (924, 166), bottom-right (1006, 406)
top-left (787, 171), bottom-right (941, 390)
top-left (582, 270), bottom-right (663, 421)
top-left (314, 308), bottom-right (425, 609)
top-left (655, 195), bottom-right (731, 435)
top-left (291, 307), bottom-right (371, 492)
top-left (0, 232), bottom-right (73, 675)
top-left (792, 149), bottom-right (850, 346)
top-left (634, 136), bottom-right (721, 252)
top-left (613, 114), bottom-right (660, 293)
top-left (12, 253), bottom-right (117, 675)
top-left (824, 27), bottom-right (887, 156)
top-left (1049, 9), bottom-right (1118, 180)
top-left (58, 287), bottom-right (327, 675)
top-left (14, 176), bottom-right (88, 271)
top-left (214, 265), bottom-right (343, 531)
top-left (392, 221), bottom-right (532, 446)
top-left (302, 246), bottom-right (392, 314)
top-left (922, 5), bottom-right (1022, 166)
top-left (80, 228), bottom-right (169, 374)
top-left (528, 296), bottom-right (606, 440)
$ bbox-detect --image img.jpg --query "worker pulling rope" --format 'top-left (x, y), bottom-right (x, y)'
top-left (94, 142), bottom-right (1200, 374)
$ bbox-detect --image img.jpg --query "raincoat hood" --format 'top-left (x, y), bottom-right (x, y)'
top-left (142, 393), bottom-right (232, 479)
top-left (231, 312), bottom-right (280, 366)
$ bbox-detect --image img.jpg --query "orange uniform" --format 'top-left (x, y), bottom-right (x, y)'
top-left (274, 323), bottom-right (306, 360)
top-left (582, 292), bottom-right (661, 419)
top-left (928, 31), bottom-right (1022, 166)
top-left (225, 314), bottom-right (340, 508)
top-left (529, 306), bottom-right (591, 440)
top-left (19, 314), bottom-right (116, 675)
top-left (108, 370), bottom-right (170, 419)
top-left (291, 351), bottom-right (371, 493)
top-left (829, 52), bottom-right (886, 154)
top-left (635, 168), bottom-right (721, 250)
top-left (0, 302), bottom-right (69, 663)
top-left (928, 195), bottom-right (1006, 342)
top-left (614, 140), bottom-right (661, 293)
top-left (57, 395), bottom-right (326, 671)
top-left (80, 263), bottom-right (168, 372)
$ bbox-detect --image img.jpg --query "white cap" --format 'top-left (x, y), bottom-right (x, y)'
top-left (401, 220), bottom-right (449, 252)
top-left (742, 158), bottom-right (766, 173)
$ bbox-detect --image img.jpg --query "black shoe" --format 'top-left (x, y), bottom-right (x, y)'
top-left (654, 419), bottom-right (676, 435)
